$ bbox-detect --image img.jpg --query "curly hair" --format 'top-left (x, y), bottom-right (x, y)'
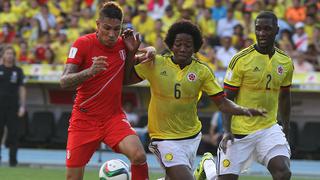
top-left (99, 2), bottom-right (123, 22)
top-left (164, 20), bottom-right (203, 53)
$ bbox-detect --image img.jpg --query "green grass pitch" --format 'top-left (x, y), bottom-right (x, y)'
top-left (0, 167), bottom-right (318, 180)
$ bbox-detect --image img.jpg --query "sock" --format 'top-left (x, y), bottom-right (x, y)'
top-left (204, 159), bottom-right (217, 180)
top-left (131, 162), bottom-right (149, 180)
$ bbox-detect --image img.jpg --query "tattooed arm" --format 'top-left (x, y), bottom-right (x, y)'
top-left (60, 56), bottom-right (108, 89)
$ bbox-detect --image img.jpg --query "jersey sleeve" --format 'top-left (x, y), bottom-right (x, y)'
top-left (66, 37), bottom-right (87, 65)
top-left (134, 54), bottom-right (160, 80)
top-left (281, 59), bottom-right (294, 88)
top-left (201, 65), bottom-right (223, 96)
top-left (224, 57), bottom-right (243, 89)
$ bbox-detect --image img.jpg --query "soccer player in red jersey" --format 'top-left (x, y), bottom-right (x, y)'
top-left (60, 2), bottom-right (152, 180)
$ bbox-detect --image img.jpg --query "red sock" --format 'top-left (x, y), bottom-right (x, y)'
top-left (131, 162), bottom-right (149, 180)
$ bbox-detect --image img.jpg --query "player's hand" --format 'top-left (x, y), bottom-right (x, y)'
top-left (243, 108), bottom-right (267, 117)
top-left (17, 106), bottom-right (25, 118)
top-left (88, 56), bottom-right (108, 76)
top-left (136, 47), bottom-right (156, 64)
top-left (122, 29), bottom-right (141, 55)
top-left (220, 132), bottom-right (234, 154)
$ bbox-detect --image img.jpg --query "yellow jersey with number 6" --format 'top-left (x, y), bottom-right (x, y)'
top-left (135, 54), bottom-right (223, 139)
top-left (224, 45), bottom-right (294, 135)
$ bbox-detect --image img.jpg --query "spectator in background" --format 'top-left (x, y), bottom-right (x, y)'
top-left (17, 41), bottom-right (31, 64)
top-left (211, 0), bottom-right (227, 21)
top-left (0, 46), bottom-right (26, 167)
top-left (285, 0), bottom-right (306, 25)
top-left (293, 53), bottom-right (314, 73)
top-left (292, 22), bottom-right (308, 52)
top-left (241, 11), bottom-right (255, 38)
top-left (147, 0), bottom-right (169, 20)
top-left (144, 19), bottom-right (165, 47)
top-left (50, 31), bottom-right (70, 64)
top-left (132, 5), bottom-right (155, 41)
top-left (198, 8), bottom-right (216, 41)
top-left (0, 1), bottom-right (19, 26)
top-left (304, 44), bottom-right (320, 71)
top-left (278, 29), bottom-right (299, 59)
top-left (232, 24), bottom-right (245, 50)
top-left (0, 23), bottom-right (16, 44)
top-left (35, 4), bottom-right (56, 33)
top-left (304, 15), bottom-right (316, 42)
top-left (43, 47), bottom-right (55, 64)
top-left (216, 32), bottom-right (238, 70)
top-left (66, 15), bottom-right (81, 43)
top-left (216, 7), bottom-right (239, 37)
top-left (161, 5), bottom-right (179, 32)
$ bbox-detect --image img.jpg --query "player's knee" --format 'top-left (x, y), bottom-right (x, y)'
top-left (130, 149), bottom-right (146, 164)
top-left (273, 168), bottom-right (291, 180)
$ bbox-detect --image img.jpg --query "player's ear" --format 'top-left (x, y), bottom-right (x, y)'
top-left (96, 19), bottom-right (100, 28)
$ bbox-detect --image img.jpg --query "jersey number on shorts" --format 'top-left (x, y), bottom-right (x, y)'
top-left (174, 83), bottom-right (181, 99)
top-left (266, 74), bottom-right (272, 90)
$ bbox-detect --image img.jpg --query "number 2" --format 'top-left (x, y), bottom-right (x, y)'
top-left (266, 74), bottom-right (272, 90)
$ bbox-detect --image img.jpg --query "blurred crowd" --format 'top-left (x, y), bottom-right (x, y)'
top-left (0, 0), bottom-right (320, 72)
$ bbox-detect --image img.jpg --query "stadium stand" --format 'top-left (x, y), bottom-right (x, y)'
top-left (297, 122), bottom-right (320, 159)
top-left (24, 111), bottom-right (55, 148)
top-left (50, 111), bottom-right (70, 149)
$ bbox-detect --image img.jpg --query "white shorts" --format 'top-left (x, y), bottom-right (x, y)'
top-left (217, 124), bottom-right (291, 175)
top-left (148, 133), bottom-right (202, 169)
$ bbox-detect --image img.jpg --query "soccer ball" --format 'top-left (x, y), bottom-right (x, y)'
top-left (99, 159), bottom-right (130, 180)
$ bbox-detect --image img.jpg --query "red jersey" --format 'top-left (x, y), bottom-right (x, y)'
top-left (66, 33), bottom-right (127, 120)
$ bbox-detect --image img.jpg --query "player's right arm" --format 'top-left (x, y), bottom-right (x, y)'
top-left (60, 57), bottom-right (107, 89)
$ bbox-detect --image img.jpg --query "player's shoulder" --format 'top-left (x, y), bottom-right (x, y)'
top-left (229, 45), bottom-right (255, 70)
top-left (192, 56), bottom-right (212, 70)
top-left (192, 56), bottom-right (216, 78)
top-left (275, 47), bottom-right (292, 62)
top-left (74, 33), bottom-right (96, 44)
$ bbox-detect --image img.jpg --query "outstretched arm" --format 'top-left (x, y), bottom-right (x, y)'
top-left (211, 89), bottom-right (266, 153)
top-left (279, 88), bottom-right (291, 140)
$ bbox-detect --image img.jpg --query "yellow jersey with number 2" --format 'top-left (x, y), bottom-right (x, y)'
top-left (224, 45), bottom-right (294, 135)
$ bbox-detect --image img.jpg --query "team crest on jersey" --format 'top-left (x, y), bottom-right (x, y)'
top-left (223, 159), bottom-right (230, 167)
top-left (187, 72), bottom-right (197, 82)
top-left (277, 65), bottom-right (284, 75)
top-left (164, 153), bottom-right (173, 161)
top-left (119, 49), bottom-right (126, 61)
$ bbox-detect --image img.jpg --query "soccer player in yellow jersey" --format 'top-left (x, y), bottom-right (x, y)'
top-left (127, 20), bottom-right (266, 180)
top-left (203, 11), bottom-right (293, 180)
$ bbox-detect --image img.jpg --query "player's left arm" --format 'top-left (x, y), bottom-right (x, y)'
top-left (278, 61), bottom-right (294, 140)
top-left (279, 88), bottom-right (291, 140)
top-left (122, 29), bottom-right (155, 85)
top-left (122, 29), bottom-right (140, 85)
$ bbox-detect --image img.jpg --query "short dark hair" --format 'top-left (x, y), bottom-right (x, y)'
top-left (255, 11), bottom-right (278, 26)
top-left (99, 2), bottom-right (123, 21)
top-left (164, 20), bottom-right (203, 53)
